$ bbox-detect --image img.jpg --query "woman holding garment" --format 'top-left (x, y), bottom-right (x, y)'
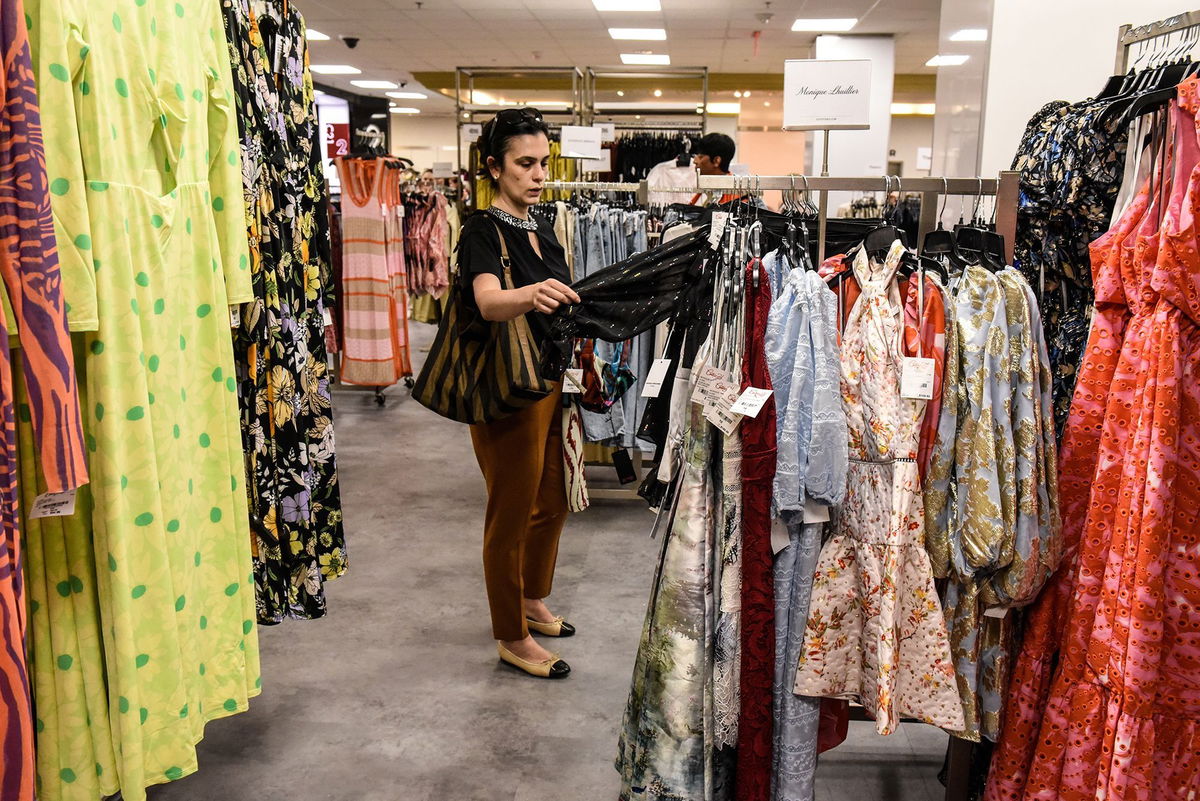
top-left (458, 108), bottom-right (581, 679)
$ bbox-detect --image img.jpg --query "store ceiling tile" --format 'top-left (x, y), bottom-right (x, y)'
top-left (302, 0), bottom-right (942, 96)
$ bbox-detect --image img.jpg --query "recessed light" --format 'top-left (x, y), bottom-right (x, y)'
top-left (609, 27), bottom-right (667, 40)
top-left (370, 113), bottom-right (387, 119)
top-left (791, 18), bottom-right (858, 32)
top-left (310, 64), bottom-right (361, 75)
top-left (616, 90), bottom-right (625, 97)
top-left (621, 53), bottom-right (670, 65)
top-left (653, 89), bottom-right (662, 97)
top-left (926, 54), bottom-right (969, 66)
top-left (949, 28), bottom-right (988, 42)
top-left (390, 107), bottom-right (421, 114)
top-left (763, 101), bottom-right (771, 107)
top-left (306, 29), bottom-right (330, 41)
top-left (743, 90), bottom-right (751, 98)
top-left (891, 102), bottom-right (936, 115)
top-left (593, 0), bottom-right (660, 10)
top-left (734, 90), bottom-right (742, 98)
top-left (387, 91), bottom-right (428, 99)
top-left (351, 80), bottom-right (399, 89)
top-left (707, 102), bottom-right (741, 115)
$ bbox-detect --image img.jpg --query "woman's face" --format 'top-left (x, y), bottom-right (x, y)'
top-left (489, 132), bottom-right (550, 209)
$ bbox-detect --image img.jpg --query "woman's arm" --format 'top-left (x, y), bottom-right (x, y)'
top-left (472, 274), bottom-right (580, 322)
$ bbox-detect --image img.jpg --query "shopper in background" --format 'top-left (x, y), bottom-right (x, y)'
top-left (690, 132), bottom-right (762, 206)
top-left (458, 107), bottom-right (581, 679)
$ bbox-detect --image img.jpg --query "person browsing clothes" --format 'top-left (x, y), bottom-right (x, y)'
top-left (456, 107), bottom-right (582, 679)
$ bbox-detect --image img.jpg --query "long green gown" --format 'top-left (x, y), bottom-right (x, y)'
top-left (23, 0), bottom-right (262, 798)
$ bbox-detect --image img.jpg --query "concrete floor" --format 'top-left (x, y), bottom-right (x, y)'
top-left (149, 323), bottom-right (949, 801)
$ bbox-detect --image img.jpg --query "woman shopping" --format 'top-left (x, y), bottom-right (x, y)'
top-left (458, 108), bottom-right (581, 679)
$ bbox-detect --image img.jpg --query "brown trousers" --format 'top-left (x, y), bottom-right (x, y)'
top-left (470, 387), bottom-right (568, 641)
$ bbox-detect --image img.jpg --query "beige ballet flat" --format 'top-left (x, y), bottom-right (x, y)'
top-left (526, 616), bottom-right (576, 637)
top-left (497, 643), bottom-right (571, 679)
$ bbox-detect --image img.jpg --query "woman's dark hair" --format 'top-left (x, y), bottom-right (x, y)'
top-left (476, 107), bottom-right (550, 184)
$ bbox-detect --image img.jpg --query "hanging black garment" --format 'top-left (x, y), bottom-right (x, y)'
top-left (539, 226), bottom-right (713, 379)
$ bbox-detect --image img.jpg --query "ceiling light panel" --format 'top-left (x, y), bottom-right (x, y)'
top-left (310, 64), bottom-right (361, 75)
top-left (621, 53), bottom-right (671, 65)
top-left (306, 29), bottom-right (330, 41)
top-left (925, 54), bottom-right (970, 66)
top-left (791, 18), bottom-right (858, 32)
top-left (389, 107), bottom-right (421, 114)
top-left (351, 80), bottom-right (399, 89)
top-left (706, 102), bottom-right (741, 115)
top-left (386, 91), bottom-right (428, 99)
top-left (949, 28), bottom-right (989, 42)
top-left (891, 102), bottom-right (936, 115)
top-left (593, 0), bottom-right (660, 10)
top-left (609, 28), bottom-right (667, 40)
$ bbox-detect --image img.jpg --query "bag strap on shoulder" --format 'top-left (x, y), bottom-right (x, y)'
top-left (488, 219), bottom-right (512, 274)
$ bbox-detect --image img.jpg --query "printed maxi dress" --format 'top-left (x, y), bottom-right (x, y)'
top-left (221, 0), bottom-right (347, 623)
top-left (793, 241), bottom-right (964, 734)
top-left (24, 1), bottom-right (262, 799)
top-left (994, 81), bottom-right (1200, 801)
top-left (0, 3), bottom-right (90, 799)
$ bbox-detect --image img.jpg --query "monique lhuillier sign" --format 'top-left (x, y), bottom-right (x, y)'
top-left (782, 59), bottom-right (873, 130)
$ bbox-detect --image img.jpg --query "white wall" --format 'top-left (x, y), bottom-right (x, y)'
top-left (931, 0), bottom-right (993, 178)
top-left (810, 35), bottom-right (895, 209)
top-left (980, 0), bottom-right (1182, 174)
top-left (889, 115), bottom-right (933, 177)
top-left (388, 114), bottom-right (460, 170)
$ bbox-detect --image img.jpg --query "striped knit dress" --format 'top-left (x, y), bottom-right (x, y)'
top-left (335, 157), bottom-right (402, 386)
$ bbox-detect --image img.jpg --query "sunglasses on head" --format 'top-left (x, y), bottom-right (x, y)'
top-left (495, 107), bottom-right (543, 125)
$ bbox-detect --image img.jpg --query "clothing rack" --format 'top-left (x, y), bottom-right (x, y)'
top-left (1116, 8), bottom-right (1200, 72)
top-left (695, 173), bottom-right (1020, 264)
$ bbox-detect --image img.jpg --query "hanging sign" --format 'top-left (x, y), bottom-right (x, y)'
top-left (460, 123), bottom-right (483, 147)
top-left (560, 125), bottom-right (604, 160)
top-left (325, 122), bottom-right (350, 159)
top-left (598, 122), bottom-right (616, 142)
top-left (431, 161), bottom-right (455, 178)
top-left (782, 58), bottom-right (872, 131)
top-left (579, 149), bottom-right (612, 172)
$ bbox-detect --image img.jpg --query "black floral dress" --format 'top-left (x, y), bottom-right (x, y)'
top-left (1011, 98), bottom-right (1129, 437)
top-left (222, 0), bottom-right (347, 623)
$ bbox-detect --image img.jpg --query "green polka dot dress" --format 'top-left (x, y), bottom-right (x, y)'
top-left (24, 0), bottom-right (260, 799)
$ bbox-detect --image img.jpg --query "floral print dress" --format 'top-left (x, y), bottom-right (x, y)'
top-left (221, 0), bottom-right (347, 623)
top-left (793, 241), bottom-right (964, 734)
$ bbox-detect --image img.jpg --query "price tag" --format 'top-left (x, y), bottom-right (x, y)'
top-left (229, 305), bottom-right (241, 328)
top-left (322, 308), bottom-right (333, 327)
top-left (900, 356), bottom-right (935, 400)
top-left (803, 496), bottom-right (831, 523)
top-left (982, 606), bottom-right (1010, 619)
top-left (709, 211), bottom-right (730, 249)
top-left (641, 358), bottom-right (672, 398)
top-left (691, 364), bottom-right (728, 405)
top-left (30, 489), bottom-right (77, 519)
top-left (771, 517), bottom-right (791, 555)
top-left (704, 379), bottom-right (743, 435)
top-left (730, 387), bottom-right (773, 418)
top-left (562, 368), bottom-right (585, 394)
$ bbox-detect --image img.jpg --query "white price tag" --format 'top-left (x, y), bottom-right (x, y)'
top-left (691, 364), bottom-right (729, 405)
top-left (982, 606), bottom-right (1010, 619)
top-left (563, 368), bottom-right (585, 394)
top-left (771, 517), bottom-right (791, 555)
top-left (709, 211), bottom-right (730, 249)
top-left (900, 356), bottom-right (936, 400)
top-left (30, 489), bottom-right (77, 519)
top-left (229, 305), bottom-right (241, 328)
top-left (730, 387), bottom-right (773, 418)
top-left (803, 496), bottom-right (831, 523)
top-left (322, 308), bottom-right (333, 327)
top-left (704, 379), bottom-right (743, 435)
top-left (641, 358), bottom-right (672, 398)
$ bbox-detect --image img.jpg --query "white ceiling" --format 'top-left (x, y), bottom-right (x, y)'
top-left (301, 0), bottom-right (943, 104)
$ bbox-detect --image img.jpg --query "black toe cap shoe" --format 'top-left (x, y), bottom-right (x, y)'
top-left (549, 659), bottom-right (571, 678)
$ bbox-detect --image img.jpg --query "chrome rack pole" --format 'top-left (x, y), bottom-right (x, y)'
top-left (818, 129), bottom-right (831, 264)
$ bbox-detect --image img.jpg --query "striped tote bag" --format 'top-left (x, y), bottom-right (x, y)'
top-left (413, 220), bottom-right (553, 423)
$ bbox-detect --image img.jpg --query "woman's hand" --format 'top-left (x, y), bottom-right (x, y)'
top-left (529, 279), bottom-right (581, 314)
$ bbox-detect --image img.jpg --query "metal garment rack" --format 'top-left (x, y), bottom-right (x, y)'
top-left (1115, 8), bottom-right (1200, 72)
top-left (584, 65), bottom-right (709, 133)
top-left (696, 173), bottom-right (1020, 264)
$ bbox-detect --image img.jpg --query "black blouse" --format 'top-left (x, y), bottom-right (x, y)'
top-left (457, 207), bottom-right (570, 347)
